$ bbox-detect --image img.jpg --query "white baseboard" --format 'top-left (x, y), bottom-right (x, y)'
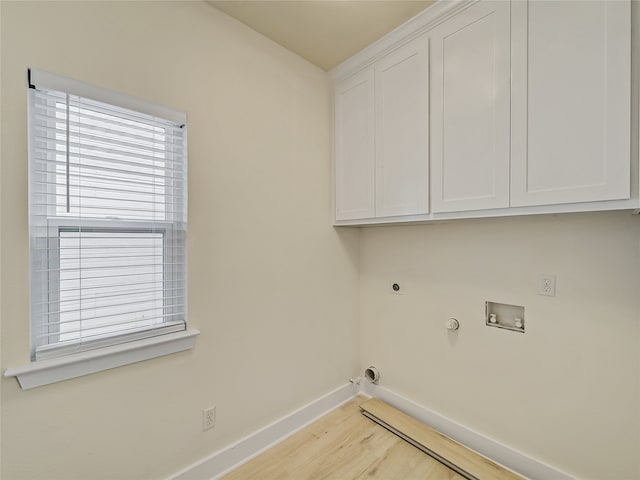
top-left (170, 383), bottom-right (358, 480)
top-left (170, 381), bottom-right (574, 480)
top-left (361, 382), bottom-right (575, 480)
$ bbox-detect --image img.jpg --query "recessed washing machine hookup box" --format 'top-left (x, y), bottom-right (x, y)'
top-left (485, 301), bottom-right (525, 333)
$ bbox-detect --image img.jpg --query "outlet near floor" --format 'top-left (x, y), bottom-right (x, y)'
top-left (203, 406), bottom-right (216, 431)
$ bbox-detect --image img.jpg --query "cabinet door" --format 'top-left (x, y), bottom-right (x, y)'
top-left (375, 34), bottom-right (429, 217)
top-left (335, 68), bottom-right (375, 221)
top-left (511, 0), bottom-right (631, 207)
top-left (430, 1), bottom-right (510, 213)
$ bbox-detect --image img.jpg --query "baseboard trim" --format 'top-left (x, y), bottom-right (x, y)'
top-left (361, 382), bottom-right (575, 480)
top-left (170, 383), bottom-right (357, 480)
top-left (170, 381), bottom-right (574, 480)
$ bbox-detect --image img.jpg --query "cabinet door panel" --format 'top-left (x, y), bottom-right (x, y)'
top-left (375, 34), bottom-right (429, 217)
top-left (511, 0), bottom-right (631, 206)
top-left (430, 1), bottom-right (510, 213)
top-left (335, 68), bottom-right (375, 220)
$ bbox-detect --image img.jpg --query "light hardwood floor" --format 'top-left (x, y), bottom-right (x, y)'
top-left (361, 398), bottom-right (523, 480)
top-left (222, 396), bottom-right (465, 480)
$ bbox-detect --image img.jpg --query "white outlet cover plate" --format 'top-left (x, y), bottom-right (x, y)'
top-left (538, 274), bottom-right (556, 297)
top-left (203, 406), bottom-right (216, 431)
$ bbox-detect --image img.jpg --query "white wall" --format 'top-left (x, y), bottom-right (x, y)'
top-left (0, 2), bottom-right (359, 478)
top-left (359, 212), bottom-right (640, 479)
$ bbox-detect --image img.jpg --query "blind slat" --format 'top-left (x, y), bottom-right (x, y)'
top-left (33, 191), bottom-right (182, 207)
top-left (33, 156), bottom-right (185, 184)
top-left (34, 170), bottom-right (185, 191)
top-left (33, 145), bottom-right (186, 172)
top-left (38, 262), bottom-right (184, 274)
top-left (33, 245), bottom-right (184, 251)
top-left (36, 313), bottom-right (186, 339)
top-left (35, 179), bottom-right (185, 197)
top-left (32, 205), bottom-right (182, 217)
top-left (47, 278), bottom-right (183, 296)
top-left (33, 135), bottom-right (185, 164)
top-left (38, 298), bottom-right (186, 322)
top-left (36, 286), bottom-right (185, 306)
top-left (34, 126), bottom-right (181, 155)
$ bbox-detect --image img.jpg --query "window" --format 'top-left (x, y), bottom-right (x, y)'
top-left (28, 69), bottom-right (188, 361)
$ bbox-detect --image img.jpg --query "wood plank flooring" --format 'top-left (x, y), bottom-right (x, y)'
top-left (222, 396), bottom-right (465, 480)
top-left (361, 398), bottom-right (523, 480)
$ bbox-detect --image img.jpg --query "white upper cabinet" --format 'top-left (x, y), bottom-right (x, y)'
top-left (430, 1), bottom-right (510, 213)
top-left (332, 0), bottom-right (635, 225)
top-left (334, 33), bottom-right (429, 221)
top-left (510, 0), bottom-right (631, 207)
top-left (375, 34), bottom-right (430, 217)
top-left (335, 68), bottom-right (375, 221)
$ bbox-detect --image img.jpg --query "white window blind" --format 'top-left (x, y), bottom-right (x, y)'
top-left (28, 71), bottom-right (187, 361)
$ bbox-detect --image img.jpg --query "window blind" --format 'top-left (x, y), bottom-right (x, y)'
top-left (28, 74), bottom-right (187, 360)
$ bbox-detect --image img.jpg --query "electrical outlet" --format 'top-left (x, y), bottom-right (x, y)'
top-left (538, 274), bottom-right (556, 297)
top-left (203, 406), bottom-right (216, 431)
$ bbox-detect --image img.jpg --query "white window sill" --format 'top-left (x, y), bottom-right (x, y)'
top-left (4, 329), bottom-right (199, 390)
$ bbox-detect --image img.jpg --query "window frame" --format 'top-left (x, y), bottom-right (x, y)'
top-left (3, 68), bottom-right (197, 389)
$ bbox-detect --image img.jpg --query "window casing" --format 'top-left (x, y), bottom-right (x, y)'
top-left (28, 71), bottom-right (187, 361)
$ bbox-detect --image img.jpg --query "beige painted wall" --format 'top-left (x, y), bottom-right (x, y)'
top-left (359, 212), bottom-right (640, 479)
top-left (2, 2), bottom-right (639, 480)
top-left (0, 1), bottom-right (359, 478)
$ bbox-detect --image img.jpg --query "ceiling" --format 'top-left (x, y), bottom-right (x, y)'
top-left (207, 1), bottom-right (435, 71)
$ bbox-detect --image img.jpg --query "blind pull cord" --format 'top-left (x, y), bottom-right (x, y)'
top-left (65, 93), bottom-right (70, 213)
